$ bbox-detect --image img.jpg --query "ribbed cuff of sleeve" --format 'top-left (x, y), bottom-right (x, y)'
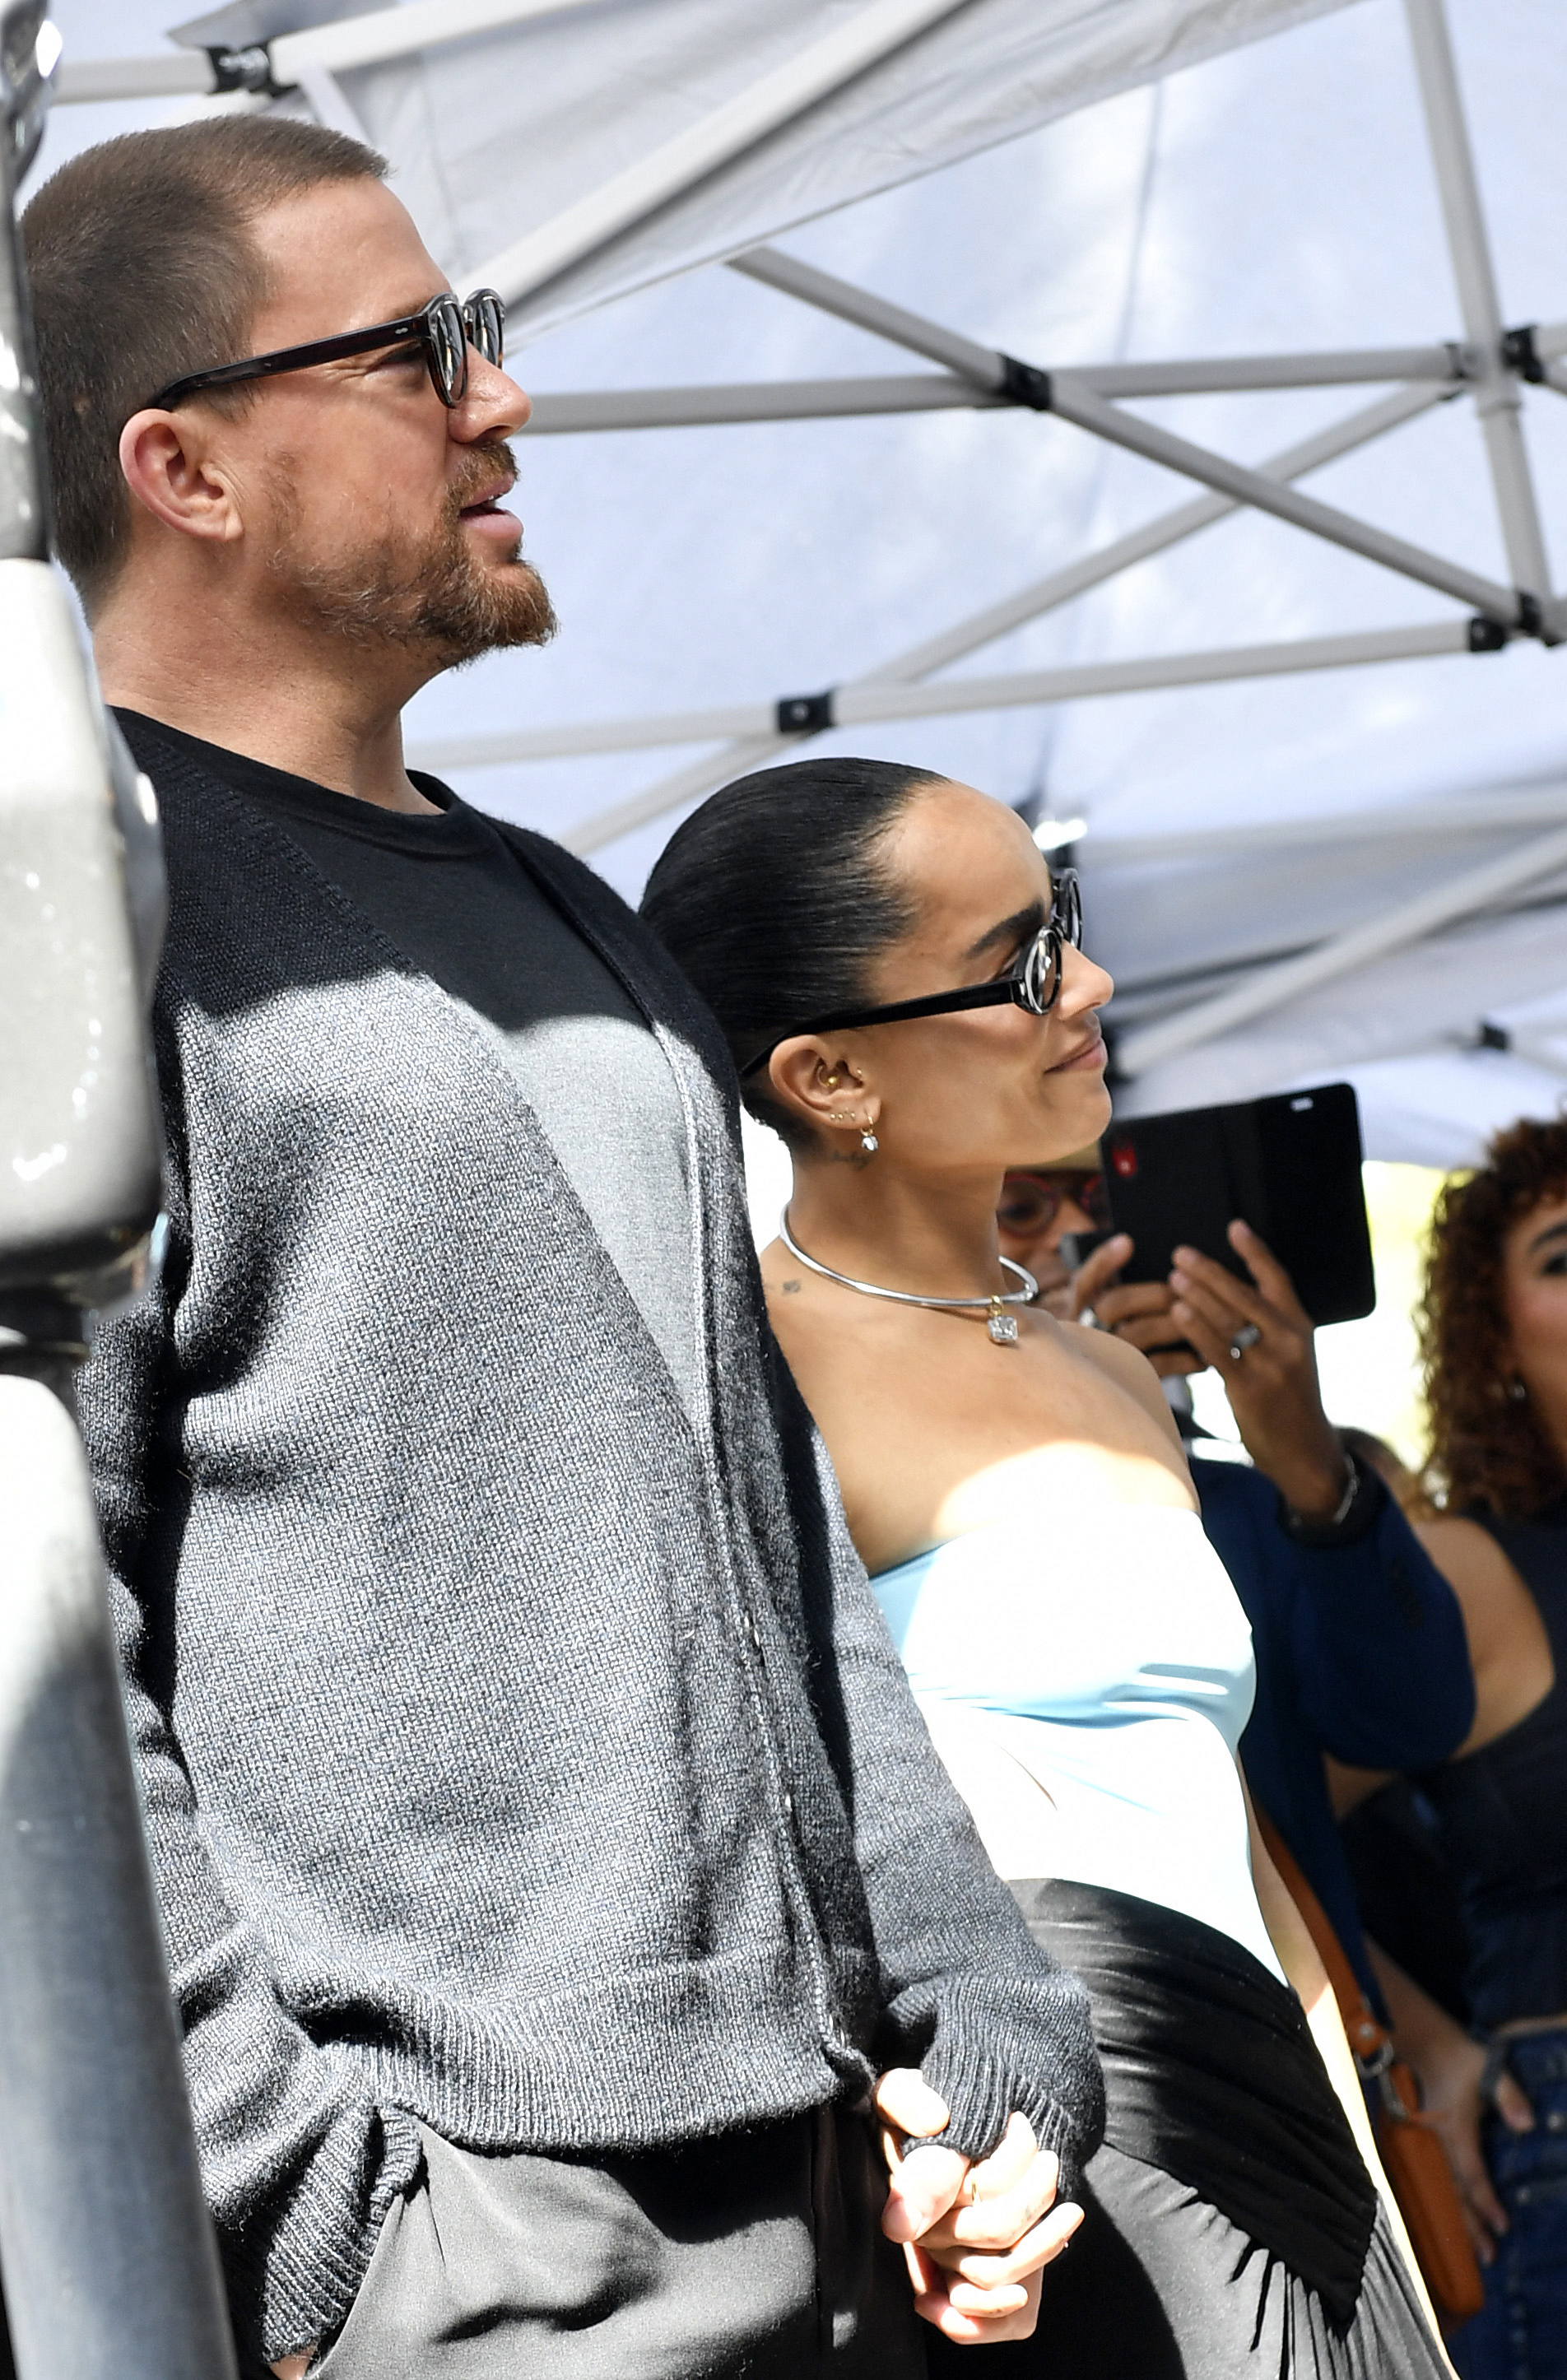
top-left (247, 2104), bottom-right (425, 2367)
top-left (915, 2035), bottom-right (1087, 2199)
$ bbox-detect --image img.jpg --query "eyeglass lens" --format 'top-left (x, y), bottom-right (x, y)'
top-left (997, 1169), bottom-right (1109, 1234)
top-left (426, 292), bottom-right (505, 406)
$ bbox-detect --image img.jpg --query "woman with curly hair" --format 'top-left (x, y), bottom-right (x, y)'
top-left (1352, 1116), bottom-right (1567, 2380)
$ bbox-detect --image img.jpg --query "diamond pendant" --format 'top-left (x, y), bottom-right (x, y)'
top-left (987, 1303), bottom-right (1020, 1346)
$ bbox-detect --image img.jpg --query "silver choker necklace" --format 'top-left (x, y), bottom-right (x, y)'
top-left (779, 1211), bottom-right (1039, 1346)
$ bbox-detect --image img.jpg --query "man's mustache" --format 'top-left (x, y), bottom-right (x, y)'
top-left (446, 441), bottom-right (518, 518)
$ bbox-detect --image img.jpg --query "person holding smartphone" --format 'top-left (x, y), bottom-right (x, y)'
top-left (994, 1181), bottom-right (1476, 2015)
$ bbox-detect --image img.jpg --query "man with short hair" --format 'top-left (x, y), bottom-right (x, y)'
top-left (24, 121), bottom-right (1099, 2380)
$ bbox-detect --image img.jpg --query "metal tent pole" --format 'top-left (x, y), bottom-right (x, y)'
top-left (418, 620), bottom-right (1478, 769)
top-left (1116, 817), bottom-right (1567, 1077)
top-left (1404, 0), bottom-right (1555, 604)
top-left (730, 245), bottom-right (1552, 630)
top-left (458, 381), bottom-right (1452, 849)
top-left (1044, 370), bottom-right (1532, 630)
top-left (523, 342), bottom-right (1460, 434)
top-left (0, 22), bottom-right (239, 2376)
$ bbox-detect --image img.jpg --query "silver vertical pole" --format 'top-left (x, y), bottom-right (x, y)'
top-left (1404, 0), bottom-right (1554, 605)
top-left (0, 1380), bottom-right (240, 2380)
top-left (0, 13), bottom-right (239, 2375)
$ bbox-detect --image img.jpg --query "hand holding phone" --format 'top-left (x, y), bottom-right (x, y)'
top-left (1070, 1220), bottom-right (1351, 1517)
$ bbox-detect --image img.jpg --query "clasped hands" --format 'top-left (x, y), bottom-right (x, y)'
top-left (876, 2069), bottom-right (1082, 2342)
top-left (271, 2072), bottom-right (1079, 2376)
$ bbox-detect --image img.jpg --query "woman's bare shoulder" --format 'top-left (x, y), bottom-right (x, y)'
top-left (1052, 1315), bottom-right (1187, 1454)
top-left (1413, 1514), bottom-right (1544, 1661)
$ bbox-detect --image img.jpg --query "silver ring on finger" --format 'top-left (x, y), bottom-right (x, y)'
top-left (1078, 1307), bottom-right (1101, 1331)
top-left (1229, 1322), bottom-right (1262, 1360)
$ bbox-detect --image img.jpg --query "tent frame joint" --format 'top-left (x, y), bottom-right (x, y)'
top-left (1502, 323), bottom-right (1546, 383)
top-left (997, 356), bottom-right (1053, 411)
top-left (206, 42), bottom-right (288, 98)
top-left (775, 689), bottom-right (836, 734)
top-left (1467, 614), bottom-right (1510, 653)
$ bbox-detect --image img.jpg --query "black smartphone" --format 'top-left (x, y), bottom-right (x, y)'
top-left (1099, 1082), bottom-right (1375, 1326)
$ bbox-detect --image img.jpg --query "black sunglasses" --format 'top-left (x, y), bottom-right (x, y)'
top-left (144, 289), bottom-right (506, 416)
top-left (741, 869), bottom-right (1083, 1078)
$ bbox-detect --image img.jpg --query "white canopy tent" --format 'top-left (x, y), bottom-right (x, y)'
top-left (34, 0), bottom-right (1567, 1165)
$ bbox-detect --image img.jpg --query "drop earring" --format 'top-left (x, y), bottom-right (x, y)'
top-left (860, 1127), bottom-right (879, 1155)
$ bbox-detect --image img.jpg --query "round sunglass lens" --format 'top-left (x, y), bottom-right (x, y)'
top-left (470, 292), bottom-right (505, 366)
top-left (427, 302), bottom-right (466, 403)
top-left (1024, 933), bottom-right (1062, 1015)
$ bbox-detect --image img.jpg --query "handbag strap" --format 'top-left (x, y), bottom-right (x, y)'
top-left (1256, 1807), bottom-right (1390, 2075)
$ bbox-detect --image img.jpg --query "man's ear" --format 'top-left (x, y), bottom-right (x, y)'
top-left (118, 409), bottom-right (245, 546)
top-left (766, 1039), bottom-right (881, 1148)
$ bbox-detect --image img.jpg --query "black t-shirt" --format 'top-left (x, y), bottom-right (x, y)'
top-left (121, 712), bottom-right (696, 1413)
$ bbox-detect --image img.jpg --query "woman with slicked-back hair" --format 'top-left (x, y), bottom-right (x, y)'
top-left (644, 755), bottom-right (1452, 2378)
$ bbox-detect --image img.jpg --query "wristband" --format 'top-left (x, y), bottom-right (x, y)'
top-left (1276, 1450), bottom-right (1384, 1548)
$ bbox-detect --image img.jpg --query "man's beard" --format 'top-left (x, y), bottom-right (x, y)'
top-left (263, 440), bottom-right (556, 663)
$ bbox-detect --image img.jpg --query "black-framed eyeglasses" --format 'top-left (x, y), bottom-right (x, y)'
top-left (740, 869), bottom-right (1082, 1078)
top-left (143, 289), bottom-right (506, 416)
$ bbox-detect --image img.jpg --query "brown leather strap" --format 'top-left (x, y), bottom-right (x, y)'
top-left (1257, 1808), bottom-right (1388, 2069)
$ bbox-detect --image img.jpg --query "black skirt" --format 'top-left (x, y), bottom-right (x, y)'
top-left (926, 1880), bottom-right (1448, 2379)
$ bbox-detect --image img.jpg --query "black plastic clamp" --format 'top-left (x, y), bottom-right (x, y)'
top-left (207, 44), bottom-right (283, 96)
top-left (1476, 1020), bottom-right (1512, 1053)
top-left (1502, 323), bottom-right (1545, 383)
top-left (1467, 616), bottom-right (1509, 653)
top-left (998, 356), bottom-right (1053, 412)
top-left (775, 690), bottom-right (835, 735)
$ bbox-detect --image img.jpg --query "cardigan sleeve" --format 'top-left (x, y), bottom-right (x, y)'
top-left (770, 1355), bottom-right (1105, 2188)
top-left (74, 999), bottom-right (422, 2368)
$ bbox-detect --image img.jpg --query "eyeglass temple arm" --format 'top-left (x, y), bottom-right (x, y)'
top-left (739, 981), bottom-right (1018, 1076)
top-left (156, 318), bottom-right (433, 407)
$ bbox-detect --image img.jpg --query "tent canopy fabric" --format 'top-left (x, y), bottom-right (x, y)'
top-left (35, 0), bottom-right (1567, 1165)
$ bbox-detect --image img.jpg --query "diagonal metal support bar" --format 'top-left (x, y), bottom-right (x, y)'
top-left (1404, 0), bottom-right (1555, 602)
top-left (1116, 818), bottom-right (1567, 1077)
top-left (728, 253), bottom-right (1460, 398)
top-left (419, 622), bottom-right (1477, 772)
top-left (470, 379), bottom-right (1456, 853)
top-left (1046, 371), bottom-right (1538, 631)
top-left (729, 244), bottom-right (1005, 382)
top-left (733, 244), bottom-right (1554, 631)
top-left (462, 0), bottom-right (975, 309)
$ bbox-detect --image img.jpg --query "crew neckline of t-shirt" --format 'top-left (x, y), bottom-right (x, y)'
top-left (116, 709), bottom-right (494, 858)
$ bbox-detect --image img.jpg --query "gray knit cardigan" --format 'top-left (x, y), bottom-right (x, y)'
top-left (77, 727), bottom-right (1103, 2368)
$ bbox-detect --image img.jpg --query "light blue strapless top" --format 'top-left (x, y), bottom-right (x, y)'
top-left (874, 1504), bottom-right (1282, 1979)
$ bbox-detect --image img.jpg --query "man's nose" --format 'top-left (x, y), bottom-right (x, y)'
top-left (453, 351), bottom-right (531, 441)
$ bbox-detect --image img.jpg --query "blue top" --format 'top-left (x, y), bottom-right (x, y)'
top-left (1195, 1456), bottom-right (1475, 2002)
top-left (873, 1502), bottom-right (1285, 1979)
